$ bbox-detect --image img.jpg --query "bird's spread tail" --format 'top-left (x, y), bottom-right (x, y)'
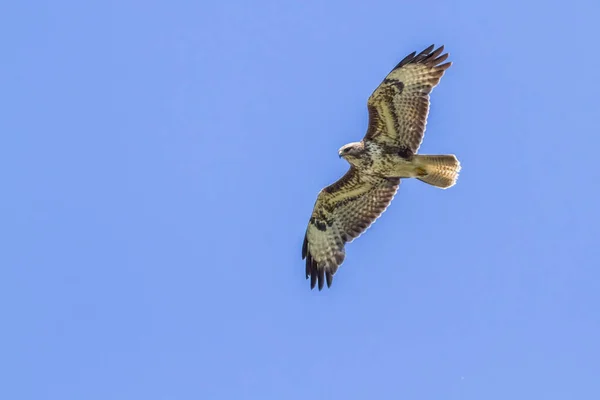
top-left (414, 154), bottom-right (461, 189)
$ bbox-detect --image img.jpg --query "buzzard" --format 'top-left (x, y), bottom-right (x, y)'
top-left (302, 44), bottom-right (461, 290)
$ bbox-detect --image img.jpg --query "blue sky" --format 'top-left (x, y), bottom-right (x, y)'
top-left (3, 0), bottom-right (600, 398)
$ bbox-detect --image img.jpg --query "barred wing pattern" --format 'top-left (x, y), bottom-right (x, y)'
top-left (302, 167), bottom-right (400, 290)
top-left (365, 45), bottom-right (451, 154)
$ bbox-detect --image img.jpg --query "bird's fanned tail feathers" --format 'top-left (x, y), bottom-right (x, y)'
top-left (414, 154), bottom-right (461, 189)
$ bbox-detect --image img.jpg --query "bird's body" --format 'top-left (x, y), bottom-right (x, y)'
top-left (302, 44), bottom-right (461, 290)
top-left (342, 140), bottom-right (440, 179)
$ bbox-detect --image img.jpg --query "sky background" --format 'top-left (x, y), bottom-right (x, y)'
top-left (3, 0), bottom-right (600, 399)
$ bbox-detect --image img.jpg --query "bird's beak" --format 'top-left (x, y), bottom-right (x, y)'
top-left (338, 151), bottom-right (343, 158)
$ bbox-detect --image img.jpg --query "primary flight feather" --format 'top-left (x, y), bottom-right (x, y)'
top-left (302, 44), bottom-right (461, 290)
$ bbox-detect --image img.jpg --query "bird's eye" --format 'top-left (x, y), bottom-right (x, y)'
top-left (344, 148), bottom-right (351, 153)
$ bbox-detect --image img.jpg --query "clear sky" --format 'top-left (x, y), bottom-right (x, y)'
top-left (3, 0), bottom-right (600, 399)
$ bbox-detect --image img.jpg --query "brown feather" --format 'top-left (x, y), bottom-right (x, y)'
top-left (365, 44), bottom-right (452, 154)
top-left (301, 45), bottom-right (455, 290)
top-left (303, 167), bottom-right (400, 290)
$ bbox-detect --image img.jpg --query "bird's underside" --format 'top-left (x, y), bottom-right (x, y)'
top-left (352, 141), bottom-right (432, 178)
top-left (302, 44), bottom-right (461, 290)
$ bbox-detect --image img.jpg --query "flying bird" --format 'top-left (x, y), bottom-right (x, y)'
top-left (302, 44), bottom-right (461, 290)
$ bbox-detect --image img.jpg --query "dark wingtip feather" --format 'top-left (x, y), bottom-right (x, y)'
top-left (302, 235), bottom-right (338, 291)
top-left (304, 247), bottom-right (321, 290)
top-left (318, 268), bottom-right (325, 291)
top-left (438, 61), bottom-right (452, 71)
top-left (305, 253), bottom-right (311, 279)
top-left (392, 44), bottom-right (450, 72)
top-left (302, 234), bottom-right (308, 259)
top-left (326, 272), bottom-right (333, 288)
top-left (394, 51), bottom-right (417, 69)
top-left (306, 258), bottom-right (333, 291)
top-left (419, 44), bottom-right (436, 57)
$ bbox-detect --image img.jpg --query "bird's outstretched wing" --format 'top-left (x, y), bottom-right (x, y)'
top-left (302, 167), bottom-right (400, 290)
top-left (364, 44), bottom-right (451, 154)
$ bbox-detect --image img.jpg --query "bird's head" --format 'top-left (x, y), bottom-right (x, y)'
top-left (338, 142), bottom-right (365, 163)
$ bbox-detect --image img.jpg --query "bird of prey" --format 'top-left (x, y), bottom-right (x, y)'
top-left (302, 44), bottom-right (461, 290)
